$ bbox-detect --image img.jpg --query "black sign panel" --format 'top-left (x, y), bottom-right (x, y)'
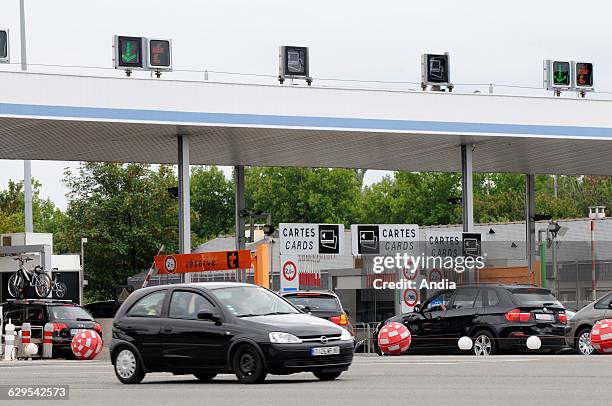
top-left (117, 36), bottom-right (143, 68)
top-left (318, 224), bottom-right (340, 254)
top-left (284, 46), bottom-right (308, 76)
top-left (226, 251), bottom-right (240, 269)
top-left (357, 225), bottom-right (380, 254)
top-left (462, 233), bottom-right (482, 259)
top-left (115, 284), bottom-right (134, 304)
top-left (149, 39), bottom-right (171, 68)
top-left (0, 30), bottom-right (7, 60)
top-left (426, 54), bottom-right (449, 84)
top-left (575, 62), bottom-right (593, 88)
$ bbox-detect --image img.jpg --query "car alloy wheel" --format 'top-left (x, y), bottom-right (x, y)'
top-left (114, 348), bottom-right (145, 384)
top-left (474, 334), bottom-right (493, 356)
top-left (116, 349), bottom-right (136, 379)
top-left (578, 330), bottom-right (594, 355)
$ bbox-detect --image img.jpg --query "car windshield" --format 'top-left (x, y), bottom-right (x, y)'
top-left (49, 306), bottom-right (94, 321)
top-left (211, 286), bottom-right (299, 317)
top-left (283, 294), bottom-right (341, 312)
top-left (510, 288), bottom-right (562, 306)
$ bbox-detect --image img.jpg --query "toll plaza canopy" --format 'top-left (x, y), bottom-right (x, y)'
top-left (1, 71), bottom-right (612, 175)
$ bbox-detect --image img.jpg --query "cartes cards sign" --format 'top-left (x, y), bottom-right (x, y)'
top-left (279, 223), bottom-right (345, 255)
top-left (351, 224), bottom-right (419, 255)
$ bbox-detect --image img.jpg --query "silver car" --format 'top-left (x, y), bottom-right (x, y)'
top-left (565, 292), bottom-right (612, 355)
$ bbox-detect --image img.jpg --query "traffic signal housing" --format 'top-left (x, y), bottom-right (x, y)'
top-left (544, 60), bottom-right (571, 92)
top-left (114, 36), bottom-right (145, 71)
top-left (0, 29), bottom-right (9, 63)
top-left (147, 38), bottom-right (172, 73)
top-left (574, 62), bottom-right (593, 90)
top-left (278, 46), bottom-right (311, 85)
top-left (421, 53), bottom-right (452, 91)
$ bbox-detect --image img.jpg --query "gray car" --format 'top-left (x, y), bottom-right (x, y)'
top-left (565, 292), bottom-right (612, 355)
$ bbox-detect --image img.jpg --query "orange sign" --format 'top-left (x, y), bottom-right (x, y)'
top-left (154, 250), bottom-right (252, 274)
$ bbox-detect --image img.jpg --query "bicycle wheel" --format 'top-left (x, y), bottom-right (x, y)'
top-left (34, 272), bottom-right (52, 298)
top-left (8, 273), bottom-right (25, 298)
top-left (55, 282), bottom-right (67, 298)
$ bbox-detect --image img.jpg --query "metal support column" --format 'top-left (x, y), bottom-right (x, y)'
top-left (178, 136), bottom-right (191, 282)
top-left (461, 145), bottom-right (474, 283)
top-left (525, 174), bottom-right (536, 275)
top-left (234, 166), bottom-right (246, 282)
top-left (461, 145), bottom-right (474, 233)
top-left (24, 160), bottom-right (33, 232)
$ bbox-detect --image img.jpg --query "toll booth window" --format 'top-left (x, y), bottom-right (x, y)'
top-left (127, 291), bottom-right (166, 317)
top-left (169, 291), bottom-right (215, 320)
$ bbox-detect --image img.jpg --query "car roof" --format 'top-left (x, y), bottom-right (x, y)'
top-left (145, 282), bottom-right (257, 291)
top-left (280, 290), bottom-right (337, 297)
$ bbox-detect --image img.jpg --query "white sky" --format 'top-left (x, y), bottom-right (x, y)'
top-left (1, 0), bottom-right (611, 210)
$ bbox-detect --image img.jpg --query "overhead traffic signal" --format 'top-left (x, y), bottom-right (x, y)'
top-left (574, 62), bottom-right (593, 89)
top-left (278, 46), bottom-right (312, 85)
top-left (544, 60), bottom-right (571, 92)
top-left (421, 53), bottom-right (453, 91)
top-left (147, 38), bottom-right (172, 74)
top-left (114, 36), bottom-right (144, 74)
top-left (0, 29), bottom-right (9, 63)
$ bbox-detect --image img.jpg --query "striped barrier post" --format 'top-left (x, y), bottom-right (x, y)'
top-left (4, 319), bottom-right (15, 361)
top-left (42, 323), bottom-right (53, 358)
top-left (21, 322), bottom-right (31, 345)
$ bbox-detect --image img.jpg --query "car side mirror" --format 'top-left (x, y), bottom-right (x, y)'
top-left (413, 304), bottom-right (421, 314)
top-left (344, 309), bottom-right (350, 317)
top-left (197, 311), bottom-right (220, 323)
top-left (608, 302), bottom-right (612, 309)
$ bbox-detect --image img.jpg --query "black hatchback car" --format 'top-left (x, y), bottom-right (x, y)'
top-left (110, 282), bottom-right (354, 384)
top-left (373, 284), bottom-right (568, 356)
top-left (1, 299), bottom-right (102, 358)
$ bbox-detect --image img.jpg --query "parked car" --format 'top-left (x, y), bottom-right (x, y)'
top-left (110, 282), bottom-right (354, 384)
top-left (280, 291), bottom-right (354, 335)
top-left (565, 291), bottom-right (612, 355)
top-left (84, 300), bottom-right (120, 319)
top-left (372, 284), bottom-right (568, 356)
top-left (1, 299), bottom-right (102, 358)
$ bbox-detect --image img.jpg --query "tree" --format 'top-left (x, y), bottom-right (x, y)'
top-left (61, 163), bottom-right (179, 300)
top-left (190, 166), bottom-right (235, 241)
top-left (0, 179), bottom-right (66, 236)
top-left (245, 167), bottom-right (361, 225)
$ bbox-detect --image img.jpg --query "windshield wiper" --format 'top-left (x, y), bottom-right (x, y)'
top-left (236, 314), bottom-right (259, 318)
top-left (76, 318), bottom-right (93, 321)
top-left (258, 311), bottom-right (295, 316)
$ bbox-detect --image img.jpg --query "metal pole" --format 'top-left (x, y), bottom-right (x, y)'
top-left (234, 166), bottom-right (245, 250)
top-left (461, 145), bottom-right (474, 283)
top-left (80, 238), bottom-right (87, 305)
top-left (552, 233), bottom-right (558, 297)
top-left (178, 136), bottom-right (191, 282)
top-left (553, 175), bottom-right (558, 198)
top-left (461, 145), bottom-right (474, 232)
top-left (23, 160), bottom-right (33, 232)
top-left (249, 215), bottom-right (255, 245)
top-left (538, 230), bottom-right (547, 288)
top-left (591, 219), bottom-right (596, 301)
top-left (19, 0), bottom-right (27, 71)
top-left (525, 174), bottom-right (536, 274)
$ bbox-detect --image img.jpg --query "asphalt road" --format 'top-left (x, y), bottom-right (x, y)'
top-left (0, 354), bottom-right (610, 406)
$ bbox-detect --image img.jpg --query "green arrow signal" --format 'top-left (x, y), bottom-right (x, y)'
top-left (553, 64), bottom-right (568, 85)
top-left (122, 41), bottom-right (138, 63)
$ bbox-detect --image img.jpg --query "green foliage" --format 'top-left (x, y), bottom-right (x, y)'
top-left (190, 166), bottom-right (235, 241)
top-left (60, 163), bottom-right (179, 299)
top-left (245, 167), bottom-right (361, 225)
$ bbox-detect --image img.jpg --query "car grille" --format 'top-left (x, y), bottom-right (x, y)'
top-left (284, 354), bottom-right (353, 367)
top-left (299, 334), bottom-right (342, 342)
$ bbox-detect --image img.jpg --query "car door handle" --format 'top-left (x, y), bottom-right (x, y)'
top-left (162, 327), bottom-right (172, 333)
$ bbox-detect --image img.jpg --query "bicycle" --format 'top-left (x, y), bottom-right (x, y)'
top-left (7, 256), bottom-right (53, 299)
top-left (50, 270), bottom-right (67, 299)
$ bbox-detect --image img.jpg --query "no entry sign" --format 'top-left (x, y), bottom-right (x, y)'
top-left (280, 255), bottom-right (300, 292)
top-left (401, 288), bottom-right (419, 313)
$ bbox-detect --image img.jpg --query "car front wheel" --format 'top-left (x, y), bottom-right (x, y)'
top-left (114, 348), bottom-right (145, 384)
top-left (576, 328), bottom-right (594, 355)
top-left (313, 370), bottom-right (342, 381)
top-left (473, 331), bottom-right (496, 356)
top-left (232, 345), bottom-right (267, 384)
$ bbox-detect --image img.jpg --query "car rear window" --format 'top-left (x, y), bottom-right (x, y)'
top-left (49, 306), bottom-right (94, 321)
top-left (508, 288), bottom-right (561, 306)
top-left (283, 294), bottom-right (341, 312)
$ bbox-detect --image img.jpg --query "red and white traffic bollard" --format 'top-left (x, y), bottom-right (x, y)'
top-left (4, 319), bottom-right (16, 361)
top-left (21, 322), bottom-right (31, 345)
top-left (43, 323), bottom-right (53, 358)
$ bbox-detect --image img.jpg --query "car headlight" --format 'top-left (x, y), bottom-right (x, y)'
top-left (340, 328), bottom-right (353, 341)
top-left (269, 332), bottom-right (302, 344)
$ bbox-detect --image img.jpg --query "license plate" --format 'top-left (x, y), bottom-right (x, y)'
top-left (310, 346), bottom-right (340, 356)
top-left (535, 313), bottom-right (554, 321)
top-left (70, 329), bottom-right (85, 336)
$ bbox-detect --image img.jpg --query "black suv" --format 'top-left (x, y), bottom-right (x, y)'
top-left (110, 282), bottom-right (354, 384)
top-left (373, 284), bottom-right (568, 355)
top-left (1, 299), bottom-right (102, 358)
